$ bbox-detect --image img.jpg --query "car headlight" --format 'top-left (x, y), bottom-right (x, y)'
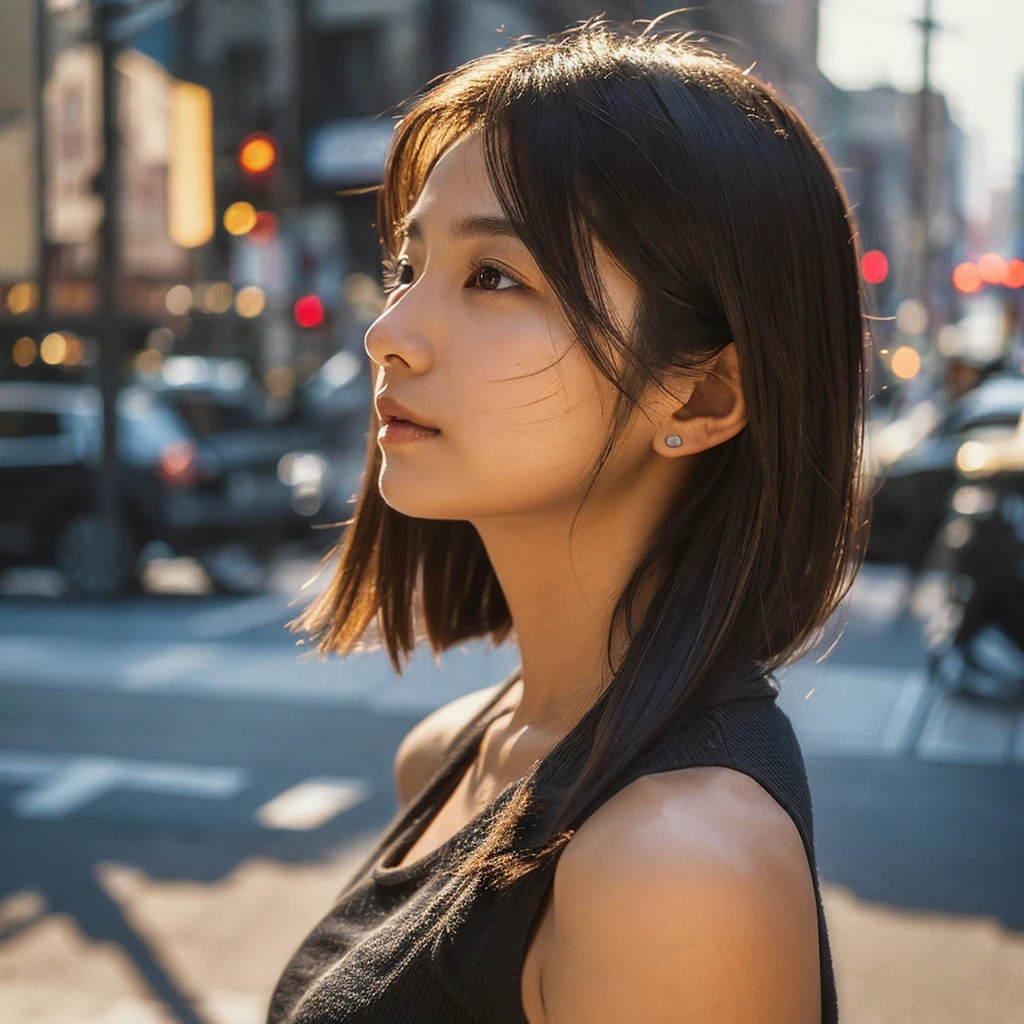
top-left (950, 485), bottom-right (997, 516)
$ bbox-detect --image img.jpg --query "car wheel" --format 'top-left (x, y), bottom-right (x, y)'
top-left (199, 543), bottom-right (273, 595)
top-left (54, 513), bottom-right (138, 598)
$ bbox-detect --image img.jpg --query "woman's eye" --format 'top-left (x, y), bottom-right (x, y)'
top-left (472, 263), bottom-right (519, 291)
top-left (382, 257), bottom-right (414, 293)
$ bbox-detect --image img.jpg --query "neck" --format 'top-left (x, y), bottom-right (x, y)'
top-left (472, 470), bottom-right (679, 736)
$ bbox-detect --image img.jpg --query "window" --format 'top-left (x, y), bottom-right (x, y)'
top-left (0, 409), bottom-right (62, 439)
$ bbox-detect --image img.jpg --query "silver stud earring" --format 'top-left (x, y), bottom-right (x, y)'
top-left (665, 434), bottom-right (683, 448)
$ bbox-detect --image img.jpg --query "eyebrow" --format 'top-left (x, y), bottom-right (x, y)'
top-left (398, 213), bottom-right (524, 245)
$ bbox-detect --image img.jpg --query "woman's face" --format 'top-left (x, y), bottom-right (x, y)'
top-left (365, 131), bottom-right (665, 523)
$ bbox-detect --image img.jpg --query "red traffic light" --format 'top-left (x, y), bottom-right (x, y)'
top-left (293, 294), bottom-right (324, 328)
top-left (238, 132), bottom-right (278, 177)
top-left (861, 250), bottom-right (888, 285)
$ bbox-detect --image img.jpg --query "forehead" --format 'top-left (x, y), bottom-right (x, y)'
top-left (406, 132), bottom-right (498, 221)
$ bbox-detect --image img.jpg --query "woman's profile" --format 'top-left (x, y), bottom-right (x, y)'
top-left (269, 17), bottom-right (866, 1024)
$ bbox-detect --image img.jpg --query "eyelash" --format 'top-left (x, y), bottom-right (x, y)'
top-left (380, 255), bottom-right (524, 295)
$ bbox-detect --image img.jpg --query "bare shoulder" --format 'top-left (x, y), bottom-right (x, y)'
top-left (541, 766), bottom-right (821, 1024)
top-left (392, 677), bottom-right (517, 809)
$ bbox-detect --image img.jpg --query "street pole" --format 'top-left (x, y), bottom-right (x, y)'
top-left (913, 0), bottom-right (938, 369)
top-left (95, 0), bottom-right (126, 560)
top-left (34, 0), bottom-right (51, 329)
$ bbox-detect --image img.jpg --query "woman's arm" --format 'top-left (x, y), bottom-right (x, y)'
top-left (540, 766), bottom-right (821, 1023)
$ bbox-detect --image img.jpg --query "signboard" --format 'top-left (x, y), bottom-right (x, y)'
top-left (306, 117), bottom-right (395, 188)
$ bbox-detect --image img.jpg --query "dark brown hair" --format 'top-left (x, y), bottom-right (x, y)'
top-left (291, 19), bottom-right (869, 881)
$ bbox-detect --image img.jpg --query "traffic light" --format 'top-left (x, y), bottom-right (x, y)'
top-left (861, 250), bottom-right (888, 285)
top-left (238, 132), bottom-right (278, 183)
top-left (293, 294), bottom-right (324, 329)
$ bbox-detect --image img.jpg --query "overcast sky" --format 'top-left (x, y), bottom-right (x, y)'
top-left (817, 0), bottom-right (1024, 223)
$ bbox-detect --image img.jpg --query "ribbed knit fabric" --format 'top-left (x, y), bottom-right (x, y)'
top-left (268, 666), bottom-right (838, 1023)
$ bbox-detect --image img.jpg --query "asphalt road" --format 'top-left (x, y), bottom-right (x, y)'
top-left (1, 552), bottom-right (1023, 1023)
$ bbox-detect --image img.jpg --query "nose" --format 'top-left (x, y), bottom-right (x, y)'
top-left (364, 291), bottom-right (435, 375)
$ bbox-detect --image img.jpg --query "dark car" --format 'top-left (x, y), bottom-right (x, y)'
top-left (0, 377), bottom-right (323, 596)
top-left (867, 376), bottom-right (1024, 570)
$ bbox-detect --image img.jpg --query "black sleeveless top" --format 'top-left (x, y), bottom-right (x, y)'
top-left (268, 667), bottom-right (838, 1023)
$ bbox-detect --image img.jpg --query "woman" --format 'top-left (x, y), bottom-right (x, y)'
top-left (270, 18), bottom-right (867, 1024)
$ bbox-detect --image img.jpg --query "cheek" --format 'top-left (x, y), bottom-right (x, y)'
top-left (378, 325), bottom-right (615, 519)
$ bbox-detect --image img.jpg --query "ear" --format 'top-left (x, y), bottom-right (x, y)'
top-left (653, 343), bottom-right (748, 457)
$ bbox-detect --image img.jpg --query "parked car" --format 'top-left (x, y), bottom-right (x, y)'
top-left (867, 376), bottom-right (1024, 571)
top-left (0, 377), bottom-right (325, 596)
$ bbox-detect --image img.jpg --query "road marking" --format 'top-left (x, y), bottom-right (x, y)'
top-left (256, 777), bottom-right (372, 830)
top-left (0, 752), bottom-right (248, 819)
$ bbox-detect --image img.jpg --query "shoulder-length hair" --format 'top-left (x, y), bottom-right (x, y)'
top-left (291, 20), bottom-right (869, 880)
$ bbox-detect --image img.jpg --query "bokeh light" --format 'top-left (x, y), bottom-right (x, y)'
top-left (40, 332), bottom-right (67, 366)
top-left (890, 345), bottom-right (921, 380)
top-left (861, 250), bottom-right (888, 284)
top-left (248, 210), bottom-right (279, 246)
top-left (62, 334), bottom-right (84, 366)
top-left (977, 253), bottom-right (1007, 285)
top-left (238, 133), bottom-right (277, 175)
top-left (952, 262), bottom-right (982, 294)
top-left (201, 281), bottom-right (234, 314)
top-left (165, 284), bottom-right (194, 315)
top-left (235, 285), bottom-right (267, 318)
top-left (6, 282), bottom-right (38, 315)
top-left (293, 294), bottom-right (324, 328)
top-left (1006, 258), bottom-right (1024, 290)
top-left (223, 201), bottom-right (258, 236)
top-left (12, 336), bottom-right (36, 367)
top-left (895, 298), bottom-right (928, 336)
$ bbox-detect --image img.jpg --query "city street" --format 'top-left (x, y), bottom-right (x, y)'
top-left (2, 550), bottom-right (1024, 1024)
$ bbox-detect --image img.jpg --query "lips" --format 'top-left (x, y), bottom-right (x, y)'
top-left (375, 395), bottom-right (439, 431)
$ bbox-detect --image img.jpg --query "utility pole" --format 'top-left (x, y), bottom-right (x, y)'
top-left (912, 0), bottom-right (939, 354)
top-left (34, 1), bottom-right (51, 330)
top-left (93, 0), bottom-right (128, 570)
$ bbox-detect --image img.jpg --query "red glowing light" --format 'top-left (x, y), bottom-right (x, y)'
top-left (248, 210), bottom-right (279, 246)
top-left (861, 250), bottom-right (888, 285)
top-left (293, 294), bottom-right (324, 328)
top-left (1004, 258), bottom-right (1024, 290)
top-left (952, 262), bottom-right (983, 294)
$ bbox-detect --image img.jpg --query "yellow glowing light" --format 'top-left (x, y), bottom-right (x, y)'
top-left (890, 346), bottom-right (921, 380)
top-left (135, 348), bottom-right (163, 376)
top-left (201, 281), bottom-right (234, 314)
top-left (264, 365), bottom-right (296, 398)
top-left (40, 332), bottom-right (67, 366)
top-left (6, 282), bottom-right (38, 315)
top-left (12, 336), bottom-right (36, 367)
top-left (235, 285), bottom-right (266, 318)
top-left (62, 334), bottom-right (83, 366)
top-left (168, 82), bottom-right (215, 248)
top-left (956, 441), bottom-right (988, 474)
top-left (165, 284), bottom-right (193, 316)
top-left (239, 135), bottom-right (277, 175)
top-left (223, 201), bottom-right (258, 236)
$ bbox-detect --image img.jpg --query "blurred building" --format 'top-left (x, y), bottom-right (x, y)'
top-left (823, 85), bottom-right (968, 328)
top-left (0, 0), bottom-right (852, 389)
top-left (0, 0), bottom-right (39, 293)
